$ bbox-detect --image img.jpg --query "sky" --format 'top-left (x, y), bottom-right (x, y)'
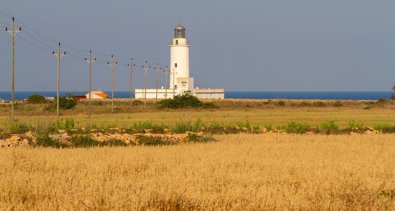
top-left (0, 0), bottom-right (394, 92)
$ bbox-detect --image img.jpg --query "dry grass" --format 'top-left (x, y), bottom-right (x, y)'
top-left (1, 134), bottom-right (395, 210)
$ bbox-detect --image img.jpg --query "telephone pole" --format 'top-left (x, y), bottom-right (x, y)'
top-left (163, 66), bottom-right (169, 99)
top-left (127, 58), bottom-right (136, 106)
top-left (155, 63), bottom-right (161, 102)
top-left (85, 51), bottom-right (96, 119)
top-left (5, 17), bottom-right (21, 120)
top-left (142, 61), bottom-right (150, 108)
top-left (107, 55), bottom-right (117, 112)
top-left (52, 43), bottom-right (66, 120)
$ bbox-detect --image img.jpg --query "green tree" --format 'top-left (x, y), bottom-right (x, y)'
top-left (392, 85), bottom-right (395, 100)
top-left (47, 94), bottom-right (77, 111)
top-left (26, 94), bottom-right (46, 104)
top-left (158, 92), bottom-right (202, 109)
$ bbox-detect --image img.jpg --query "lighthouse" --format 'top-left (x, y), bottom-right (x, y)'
top-left (170, 22), bottom-right (194, 93)
top-left (134, 22), bottom-right (224, 100)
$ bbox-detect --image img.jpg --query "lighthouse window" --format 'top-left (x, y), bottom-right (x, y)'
top-left (176, 40), bottom-right (178, 45)
top-left (175, 63), bottom-right (178, 68)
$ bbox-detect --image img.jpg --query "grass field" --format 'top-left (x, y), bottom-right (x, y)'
top-left (1, 134), bottom-right (395, 210)
top-left (0, 99), bottom-right (394, 130)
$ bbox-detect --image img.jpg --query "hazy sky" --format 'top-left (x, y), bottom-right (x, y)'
top-left (0, 0), bottom-right (394, 91)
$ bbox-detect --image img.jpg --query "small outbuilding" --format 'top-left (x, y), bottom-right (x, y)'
top-left (85, 91), bottom-right (109, 99)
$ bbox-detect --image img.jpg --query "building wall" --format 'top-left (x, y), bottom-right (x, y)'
top-left (135, 89), bottom-right (175, 99)
top-left (170, 37), bottom-right (190, 89)
top-left (135, 88), bottom-right (225, 100)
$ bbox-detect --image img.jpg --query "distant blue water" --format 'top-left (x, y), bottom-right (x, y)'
top-left (225, 91), bottom-right (392, 100)
top-left (0, 91), bottom-right (392, 100)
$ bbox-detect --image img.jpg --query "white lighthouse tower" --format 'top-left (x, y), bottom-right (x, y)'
top-left (134, 22), bottom-right (224, 100)
top-left (170, 22), bottom-right (194, 93)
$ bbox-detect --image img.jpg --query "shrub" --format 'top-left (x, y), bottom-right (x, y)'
top-left (320, 120), bottom-right (339, 134)
top-left (280, 122), bottom-right (309, 134)
top-left (132, 100), bottom-right (144, 106)
top-left (237, 119), bottom-right (251, 130)
top-left (298, 101), bottom-right (310, 107)
top-left (50, 118), bottom-right (75, 132)
top-left (158, 93), bottom-right (202, 109)
top-left (8, 120), bottom-right (31, 134)
top-left (192, 119), bottom-right (205, 131)
top-left (136, 135), bottom-right (172, 146)
top-left (26, 94), bottom-right (46, 104)
top-left (187, 134), bottom-right (215, 143)
top-left (73, 135), bottom-right (101, 147)
top-left (277, 101), bottom-right (285, 106)
top-left (392, 85), bottom-right (395, 100)
top-left (376, 98), bottom-right (391, 105)
top-left (312, 101), bottom-right (326, 107)
top-left (131, 121), bottom-right (167, 134)
top-left (348, 120), bottom-right (364, 129)
top-left (374, 123), bottom-right (395, 133)
top-left (333, 101), bottom-right (343, 107)
top-left (174, 122), bottom-right (194, 134)
top-left (264, 124), bottom-right (272, 131)
top-left (201, 102), bottom-right (218, 109)
top-left (34, 121), bottom-right (67, 148)
top-left (47, 94), bottom-right (77, 111)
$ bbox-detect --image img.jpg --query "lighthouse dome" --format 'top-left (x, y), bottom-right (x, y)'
top-left (174, 23), bottom-right (186, 38)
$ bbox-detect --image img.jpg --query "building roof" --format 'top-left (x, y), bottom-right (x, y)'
top-left (175, 23), bottom-right (185, 30)
top-left (86, 90), bottom-right (108, 98)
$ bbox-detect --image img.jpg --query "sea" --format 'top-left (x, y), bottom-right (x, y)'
top-left (0, 91), bottom-right (392, 100)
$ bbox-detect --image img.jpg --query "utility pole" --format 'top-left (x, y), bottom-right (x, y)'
top-left (52, 43), bottom-right (66, 120)
top-left (163, 66), bottom-right (169, 99)
top-left (85, 51), bottom-right (96, 119)
top-left (142, 61), bottom-right (150, 109)
top-left (107, 55), bottom-right (117, 112)
top-left (127, 58), bottom-right (135, 106)
top-left (155, 63), bottom-right (161, 102)
top-left (5, 17), bottom-right (21, 120)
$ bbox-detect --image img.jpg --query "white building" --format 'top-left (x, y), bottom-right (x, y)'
top-left (135, 23), bottom-right (225, 100)
top-left (85, 90), bottom-right (109, 99)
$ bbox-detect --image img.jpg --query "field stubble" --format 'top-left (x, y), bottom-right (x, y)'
top-left (1, 134), bottom-right (395, 210)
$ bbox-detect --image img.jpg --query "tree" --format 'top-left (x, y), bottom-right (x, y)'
top-left (26, 94), bottom-right (46, 104)
top-left (47, 94), bottom-right (77, 111)
top-left (158, 92), bottom-right (202, 109)
top-left (392, 85), bottom-right (395, 100)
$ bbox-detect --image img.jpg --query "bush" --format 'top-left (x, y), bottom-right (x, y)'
top-left (376, 98), bottom-right (391, 105)
top-left (8, 120), bottom-right (31, 133)
top-left (34, 121), bottom-right (67, 148)
top-left (312, 101), bottom-right (326, 107)
top-left (73, 135), bottom-right (101, 147)
top-left (158, 93), bottom-right (202, 109)
top-left (279, 122), bottom-right (309, 134)
top-left (136, 135), bottom-right (172, 146)
top-left (132, 100), bottom-right (144, 106)
top-left (320, 120), bottom-right (339, 134)
top-left (174, 122), bottom-right (194, 133)
top-left (50, 118), bottom-right (75, 132)
top-left (374, 123), bottom-right (395, 133)
top-left (348, 120), bottom-right (364, 129)
top-left (47, 94), bottom-right (77, 111)
top-left (333, 101), bottom-right (343, 107)
top-left (264, 124), bottom-right (272, 131)
top-left (131, 121), bottom-right (167, 133)
top-left (277, 101), bottom-right (285, 106)
top-left (26, 94), bottom-right (46, 104)
top-left (187, 134), bottom-right (215, 143)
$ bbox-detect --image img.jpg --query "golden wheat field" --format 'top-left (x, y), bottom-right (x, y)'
top-left (1, 134), bottom-right (395, 210)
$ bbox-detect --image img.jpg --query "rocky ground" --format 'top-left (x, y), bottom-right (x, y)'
top-left (0, 126), bottom-right (383, 148)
